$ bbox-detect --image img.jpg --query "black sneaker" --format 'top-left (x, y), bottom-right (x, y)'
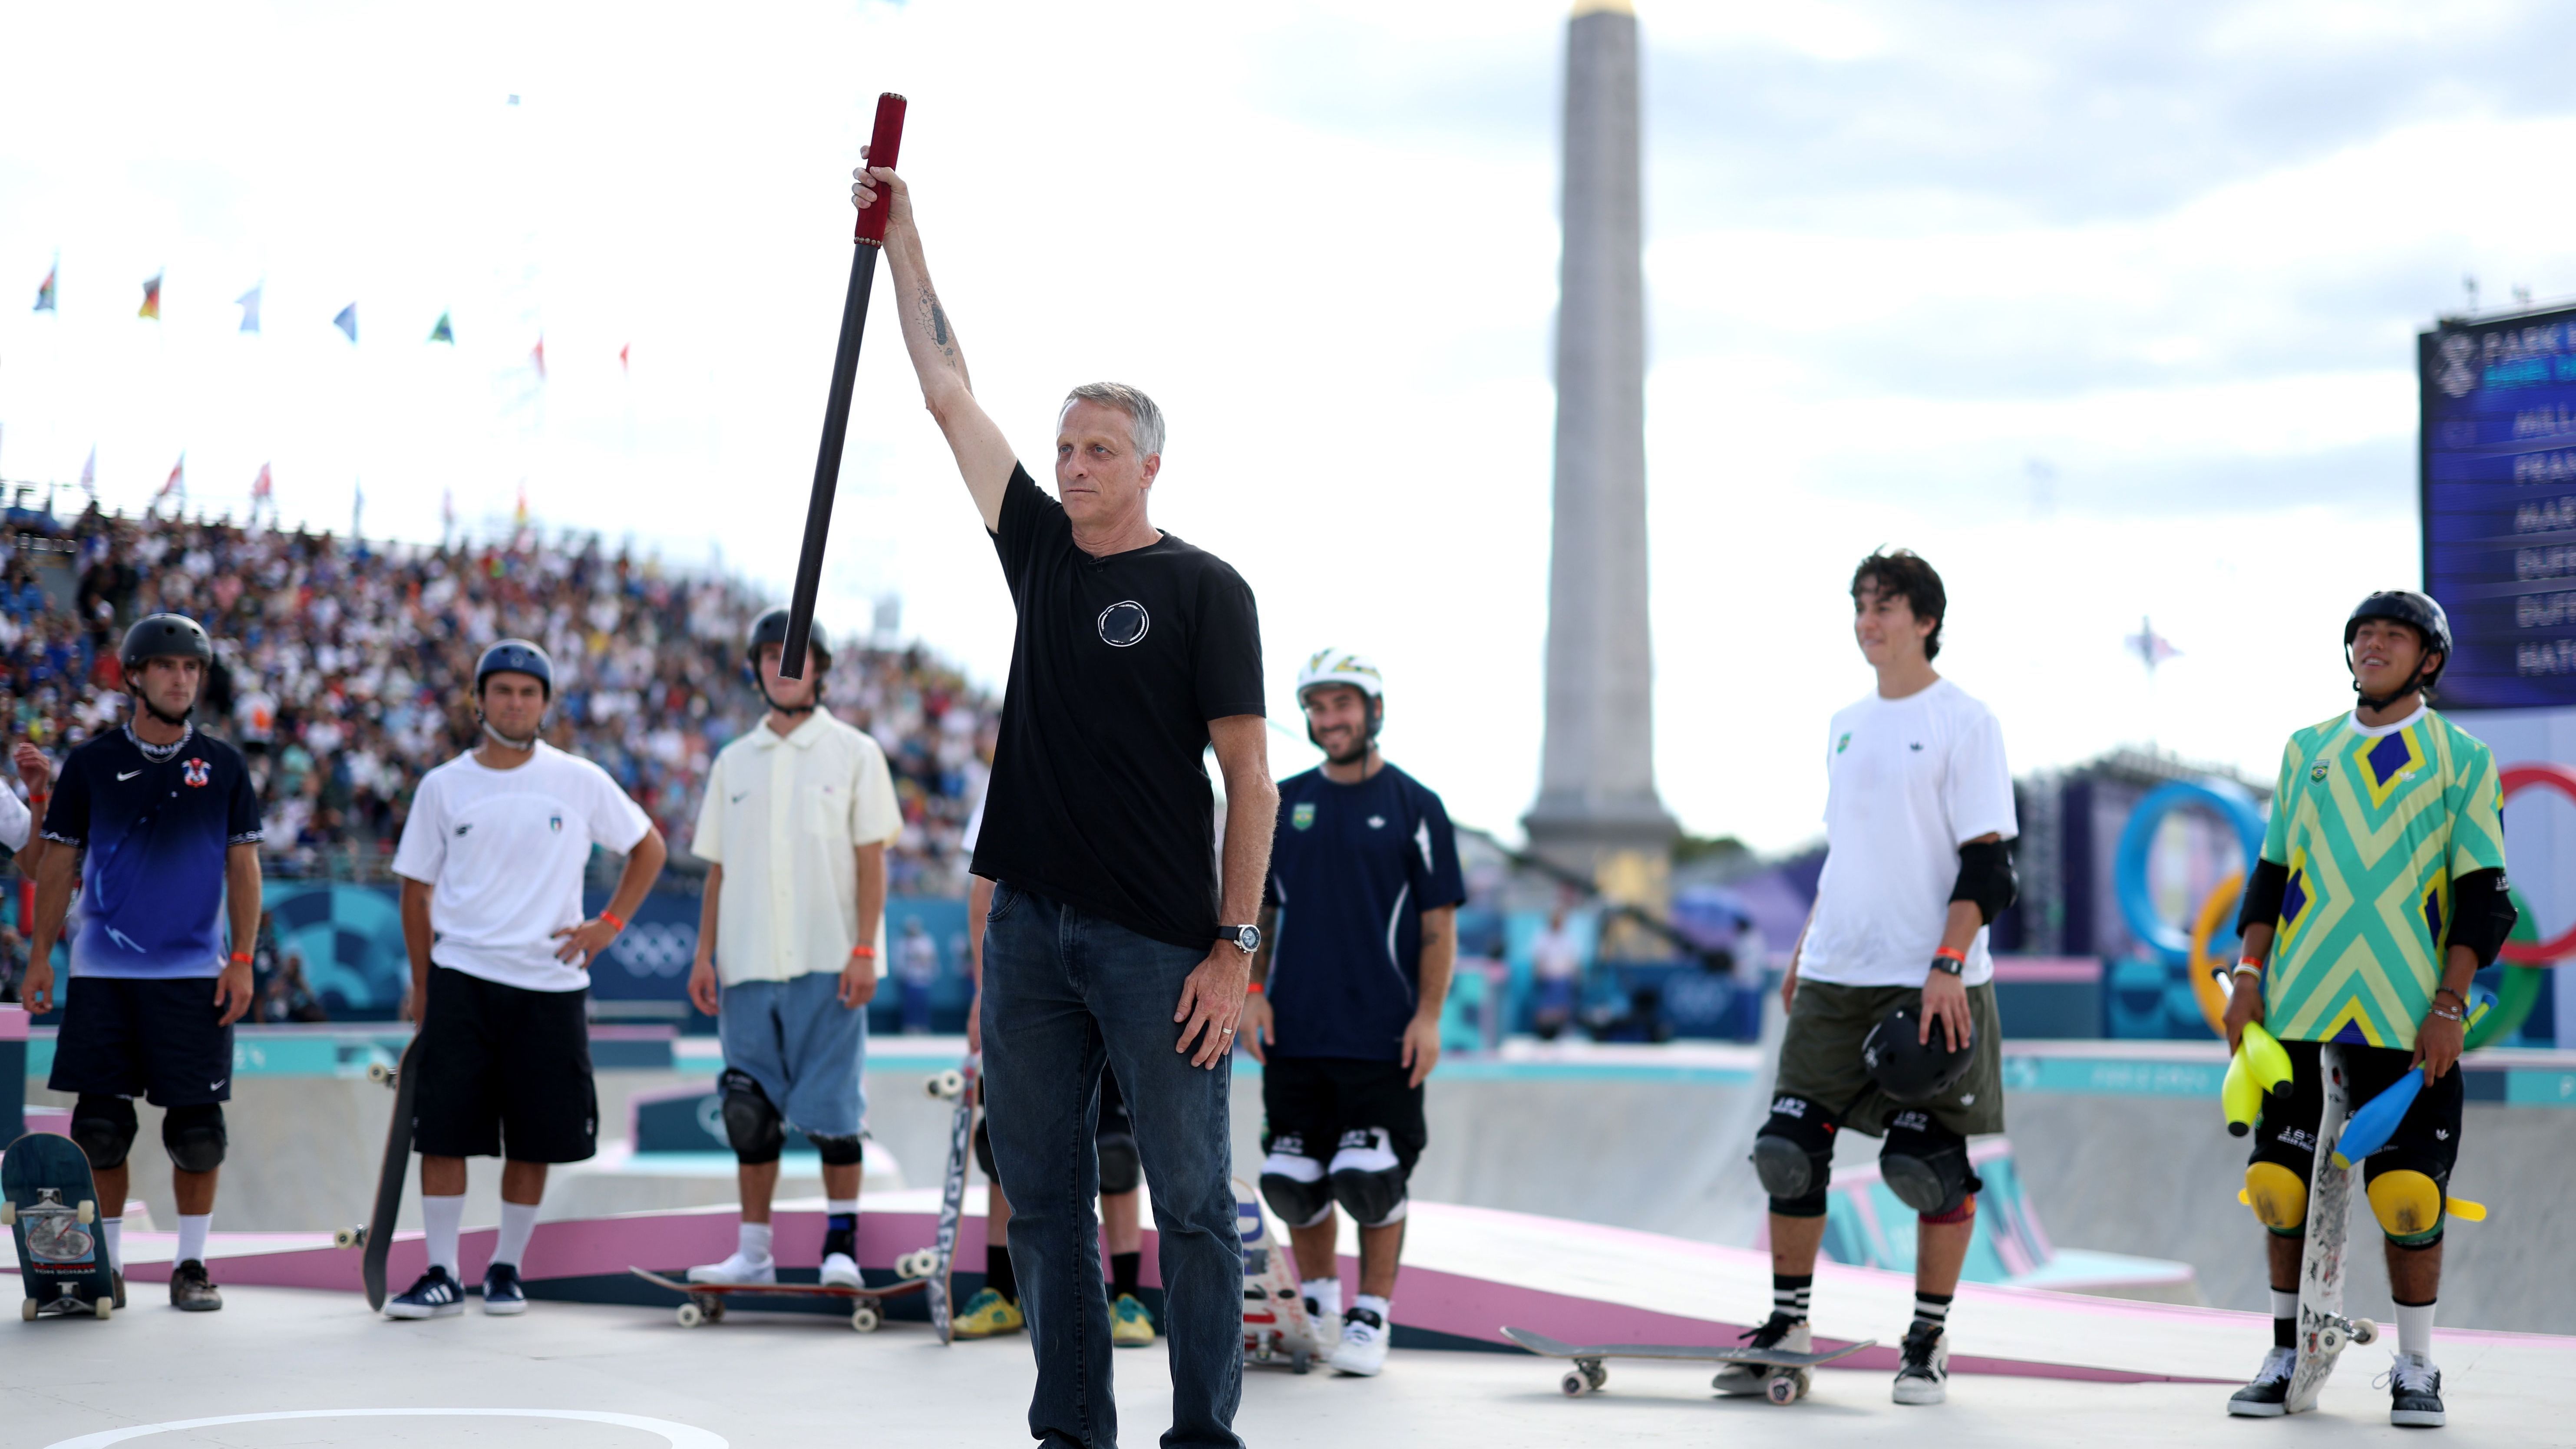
top-left (168, 1258), bottom-right (223, 1312)
top-left (2382, 1352), bottom-right (2445, 1428)
top-left (482, 1262), bottom-right (528, 1316)
top-left (385, 1265), bottom-right (466, 1319)
top-left (1892, 1321), bottom-right (1948, 1405)
top-left (2228, 1346), bottom-right (2296, 1417)
top-left (111, 1270), bottom-right (127, 1310)
top-left (1713, 1311), bottom-right (1812, 1396)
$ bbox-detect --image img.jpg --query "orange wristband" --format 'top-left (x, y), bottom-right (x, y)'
top-left (599, 910), bottom-right (626, 932)
top-left (1246, 981), bottom-right (1263, 995)
top-left (850, 945), bottom-right (877, 959)
top-left (229, 952), bottom-right (253, 966)
top-left (1933, 946), bottom-right (1967, 963)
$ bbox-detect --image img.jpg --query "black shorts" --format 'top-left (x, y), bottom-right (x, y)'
top-left (2249, 1039), bottom-right (2463, 1191)
top-left (48, 976), bottom-right (234, 1107)
top-left (1260, 1055), bottom-right (1427, 1176)
top-left (413, 966), bottom-right (598, 1164)
top-left (975, 1062), bottom-right (1131, 1179)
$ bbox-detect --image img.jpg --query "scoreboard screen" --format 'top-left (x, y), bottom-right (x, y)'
top-left (2420, 308), bottom-right (2576, 709)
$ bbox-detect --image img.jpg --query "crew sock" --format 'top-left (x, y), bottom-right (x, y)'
top-left (986, 1243), bottom-right (1018, 1304)
top-left (423, 1194), bottom-right (466, 1277)
top-left (2271, 1287), bottom-right (2300, 1350)
top-left (175, 1213), bottom-right (210, 1266)
top-left (494, 1200), bottom-right (539, 1270)
top-left (1912, 1290), bottom-right (1953, 1335)
top-left (1111, 1251), bottom-right (1141, 1300)
top-left (737, 1221), bottom-right (774, 1263)
top-left (826, 1197), bottom-right (859, 1218)
top-left (101, 1218), bottom-right (123, 1274)
top-left (1773, 1272), bottom-right (1813, 1322)
top-left (1304, 1275), bottom-right (1341, 1325)
top-left (2395, 1298), bottom-right (2436, 1361)
top-left (1353, 1291), bottom-right (1391, 1326)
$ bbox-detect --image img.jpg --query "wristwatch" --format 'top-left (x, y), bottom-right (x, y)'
top-left (1928, 947), bottom-right (1966, 978)
top-left (1221, 924), bottom-right (1262, 957)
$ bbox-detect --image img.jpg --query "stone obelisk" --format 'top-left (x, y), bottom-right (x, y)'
top-left (1525, 0), bottom-right (1676, 881)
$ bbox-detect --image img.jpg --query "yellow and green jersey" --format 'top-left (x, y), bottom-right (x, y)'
top-left (2259, 706), bottom-right (2506, 1050)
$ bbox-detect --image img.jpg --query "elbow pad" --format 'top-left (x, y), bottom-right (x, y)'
top-left (2239, 859), bottom-right (2290, 936)
top-left (1950, 840), bottom-right (2018, 925)
top-left (2445, 868), bottom-right (2517, 968)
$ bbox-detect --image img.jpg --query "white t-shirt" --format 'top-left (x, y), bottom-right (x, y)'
top-left (690, 713), bottom-right (903, 987)
top-left (1530, 924), bottom-right (1582, 983)
top-left (391, 743), bottom-right (654, 992)
top-left (1798, 678), bottom-right (2018, 989)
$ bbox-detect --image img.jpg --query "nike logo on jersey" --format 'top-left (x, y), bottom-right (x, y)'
top-left (455, 824), bottom-right (472, 837)
top-left (208, 1079), bottom-right (227, 1092)
top-left (1909, 742), bottom-right (1924, 752)
top-left (116, 769), bottom-right (143, 781)
top-left (731, 792), bottom-right (749, 803)
top-left (1367, 815), bottom-right (1385, 829)
top-left (106, 926), bottom-right (145, 952)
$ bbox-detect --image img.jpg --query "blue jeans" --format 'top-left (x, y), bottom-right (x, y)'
top-left (717, 971), bottom-right (866, 1139)
top-left (981, 883), bottom-right (1241, 1449)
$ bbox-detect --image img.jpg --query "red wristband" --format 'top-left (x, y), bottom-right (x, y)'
top-left (1246, 981), bottom-right (1264, 995)
top-left (1933, 946), bottom-right (1967, 963)
top-left (599, 910), bottom-right (626, 932)
top-left (850, 945), bottom-right (877, 959)
top-left (229, 952), bottom-right (252, 966)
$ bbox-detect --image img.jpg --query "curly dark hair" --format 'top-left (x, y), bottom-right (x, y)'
top-left (1850, 548), bottom-right (1947, 660)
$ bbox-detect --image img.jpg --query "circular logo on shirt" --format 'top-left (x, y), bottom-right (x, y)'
top-left (1097, 601), bottom-right (1151, 648)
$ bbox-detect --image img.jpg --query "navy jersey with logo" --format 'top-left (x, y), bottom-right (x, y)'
top-left (42, 725), bottom-right (262, 979)
top-left (1263, 763), bottom-right (1467, 1062)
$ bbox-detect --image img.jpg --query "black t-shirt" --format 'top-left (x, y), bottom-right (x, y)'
top-left (971, 464), bottom-right (1265, 949)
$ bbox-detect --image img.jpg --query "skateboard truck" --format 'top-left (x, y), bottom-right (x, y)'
top-left (2312, 1314), bottom-right (2379, 1357)
top-left (1560, 1358), bottom-right (1607, 1396)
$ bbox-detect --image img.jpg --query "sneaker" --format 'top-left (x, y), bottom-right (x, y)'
top-left (2381, 1351), bottom-right (2446, 1428)
top-left (952, 1287), bottom-right (1025, 1338)
top-left (385, 1266), bottom-right (465, 1320)
top-left (1330, 1306), bottom-right (1390, 1376)
top-left (819, 1225), bottom-right (862, 1290)
top-left (111, 1270), bottom-right (127, 1310)
top-left (1111, 1293), bottom-right (1156, 1348)
top-left (481, 1262), bottom-right (528, 1316)
top-left (1892, 1321), bottom-right (1948, 1405)
top-left (2228, 1346), bottom-right (2297, 1417)
top-left (168, 1259), bottom-right (223, 1313)
top-left (688, 1249), bottom-right (778, 1286)
top-left (1714, 1312), bottom-right (1812, 1396)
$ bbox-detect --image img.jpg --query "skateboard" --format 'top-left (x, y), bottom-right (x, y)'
top-left (1236, 1176), bottom-right (1323, 1373)
top-left (2, 1132), bottom-right (114, 1320)
top-left (1501, 1326), bottom-right (1878, 1406)
top-left (2287, 1043), bottom-right (2379, 1414)
top-left (897, 1054), bottom-right (978, 1343)
top-left (629, 1265), bottom-right (926, 1332)
top-left (337, 1035), bottom-right (424, 1311)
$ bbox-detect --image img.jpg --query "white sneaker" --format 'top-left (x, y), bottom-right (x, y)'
top-left (1713, 1313), bottom-right (1811, 1396)
top-left (1330, 1307), bottom-right (1390, 1376)
top-left (819, 1251), bottom-right (862, 1289)
top-left (1892, 1322), bottom-right (1949, 1405)
top-left (687, 1250), bottom-right (776, 1285)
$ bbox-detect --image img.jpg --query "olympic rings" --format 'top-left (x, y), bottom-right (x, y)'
top-left (2499, 763), bottom-right (2576, 964)
top-left (2114, 779), bottom-right (2267, 968)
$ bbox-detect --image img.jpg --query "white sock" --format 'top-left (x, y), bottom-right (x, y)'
top-left (738, 1221), bottom-right (775, 1262)
top-left (2270, 1288), bottom-right (2299, 1321)
top-left (2396, 1300), bottom-right (2436, 1360)
top-left (175, 1213), bottom-right (210, 1265)
top-left (101, 1218), bottom-right (123, 1274)
top-left (1353, 1292), bottom-right (1391, 1326)
top-left (826, 1197), bottom-right (859, 1217)
top-left (423, 1194), bottom-right (466, 1277)
top-left (494, 1200), bottom-right (539, 1270)
top-left (1305, 1276), bottom-right (1340, 1323)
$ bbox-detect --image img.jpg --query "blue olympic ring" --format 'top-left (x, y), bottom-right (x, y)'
top-left (2113, 779), bottom-right (2267, 966)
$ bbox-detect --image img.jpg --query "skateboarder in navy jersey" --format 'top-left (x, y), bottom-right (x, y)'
top-left (23, 614), bottom-right (264, 1313)
top-left (382, 640), bottom-right (667, 1319)
top-left (1239, 650), bottom-right (1466, 1377)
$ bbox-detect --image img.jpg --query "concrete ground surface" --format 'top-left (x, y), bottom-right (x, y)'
top-left (9, 1287), bottom-right (2568, 1449)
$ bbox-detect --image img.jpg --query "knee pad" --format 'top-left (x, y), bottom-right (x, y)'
top-left (1750, 1095), bottom-right (1836, 1218)
top-left (1879, 1110), bottom-right (1978, 1219)
top-left (973, 1117), bottom-right (997, 1179)
top-left (718, 1069), bottom-right (785, 1165)
top-left (161, 1102), bottom-right (228, 1174)
top-left (2245, 1162), bottom-right (2308, 1236)
top-left (1326, 1129), bottom-right (1410, 1229)
top-left (1258, 1135), bottom-right (1334, 1230)
top-left (809, 1133), bottom-right (865, 1168)
top-left (2367, 1169), bottom-right (2445, 1248)
top-left (69, 1095), bottom-right (138, 1172)
top-left (1096, 1131), bottom-right (1141, 1197)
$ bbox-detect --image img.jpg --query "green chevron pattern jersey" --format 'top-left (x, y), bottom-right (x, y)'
top-left (2258, 706), bottom-right (2507, 1050)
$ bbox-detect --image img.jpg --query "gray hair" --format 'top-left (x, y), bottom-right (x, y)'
top-left (1060, 382), bottom-right (1166, 458)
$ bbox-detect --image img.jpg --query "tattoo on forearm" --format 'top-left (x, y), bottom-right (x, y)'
top-left (932, 301), bottom-right (950, 347)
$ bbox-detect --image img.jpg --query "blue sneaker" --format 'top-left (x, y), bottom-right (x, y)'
top-left (385, 1266), bottom-right (466, 1319)
top-left (482, 1262), bottom-right (528, 1316)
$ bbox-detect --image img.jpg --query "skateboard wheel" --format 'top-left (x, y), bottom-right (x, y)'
top-left (1765, 1375), bottom-right (1798, 1406)
top-left (334, 1227), bottom-right (365, 1250)
top-left (1291, 1349), bottom-right (1310, 1375)
top-left (368, 1063), bottom-right (393, 1084)
top-left (2320, 1326), bottom-right (2344, 1354)
top-left (76, 1199), bottom-right (95, 1225)
top-left (851, 1304), bottom-right (882, 1333)
top-left (2351, 1318), bottom-right (2379, 1346)
top-left (93, 1297), bottom-right (112, 1320)
top-left (896, 1250), bottom-right (932, 1280)
top-left (1560, 1371), bottom-right (1587, 1397)
top-left (676, 1302), bottom-right (705, 1328)
top-left (928, 1069), bottom-right (964, 1100)
top-left (20, 1299), bottom-right (34, 1321)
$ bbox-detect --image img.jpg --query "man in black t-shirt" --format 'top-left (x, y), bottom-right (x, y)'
top-left (855, 163), bottom-right (1278, 1449)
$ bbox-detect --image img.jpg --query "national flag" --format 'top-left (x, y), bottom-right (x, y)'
top-left (514, 481), bottom-right (529, 526)
top-left (332, 304), bottom-right (358, 342)
top-left (2125, 616), bottom-right (2181, 673)
top-left (161, 453), bottom-right (185, 499)
top-left (139, 272), bottom-right (163, 320)
top-left (33, 261), bottom-right (56, 313)
top-left (619, 343), bottom-right (630, 373)
top-left (529, 334), bottom-right (546, 380)
top-left (251, 462), bottom-right (273, 500)
top-left (428, 311), bottom-right (454, 344)
top-left (78, 446), bottom-right (96, 498)
top-left (236, 283), bottom-right (263, 333)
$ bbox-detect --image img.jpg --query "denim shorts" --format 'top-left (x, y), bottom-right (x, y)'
top-left (719, 969), bottom-right (868, 1139)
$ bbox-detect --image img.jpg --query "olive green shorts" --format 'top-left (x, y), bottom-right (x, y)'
top-left (1773, 977), bottom-right (2006, 1139)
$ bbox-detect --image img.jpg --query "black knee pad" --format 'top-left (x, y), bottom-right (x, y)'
top-left (162, 1102), bottom-right (228, 1174)
top-left (718, 1069), bottom-right (785, 1165)
top-left (973, 1117), bottom-right (997, 1179)
top-left (810, 1133), bottom-right (865, 1168)
top-left (1750, 1095), bottom-right (1836, 1218)
top-left (1096, 1130), bottom-right (1141, 1196)
top-left (70, 1095), bottom-right (139, 1172)
top-left (1258, 1133), bottom-right (1334, 1229)
top-left (1326, 1129), bottom-right (1410, 1228)
top-left (1880, 1110), bottom-right (1979, 1219)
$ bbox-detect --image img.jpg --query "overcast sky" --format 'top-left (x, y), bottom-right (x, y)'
top-left (3, 0), bottom-right (2569, 852)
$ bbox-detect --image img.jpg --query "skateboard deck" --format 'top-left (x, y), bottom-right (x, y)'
top-left (1236, 1177), bottom-right (1324, 1373)
top-left (1503, 1326), bottom-right (1877, 1405)
top-left (344, 1035), bottom-right (424, 1311)
top-left (3, 1132), bottom-right (114, 1320)
top-left (2288, 1043), bottom-right (2378, 1413)
top-left (915, 1054), bottom-right (977, 1344)
top-left (629, 1265), bottom-right (925, 1331)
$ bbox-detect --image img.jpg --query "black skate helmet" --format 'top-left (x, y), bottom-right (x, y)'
top-left (2344, 591), bottom-right (2451, 704)
top-left (746, 607), bottom-right (829, 714)
top-left (120, 613), bottom-right (213, 676)
top-left (1862, 1006), bottom-right (1976, 1103)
